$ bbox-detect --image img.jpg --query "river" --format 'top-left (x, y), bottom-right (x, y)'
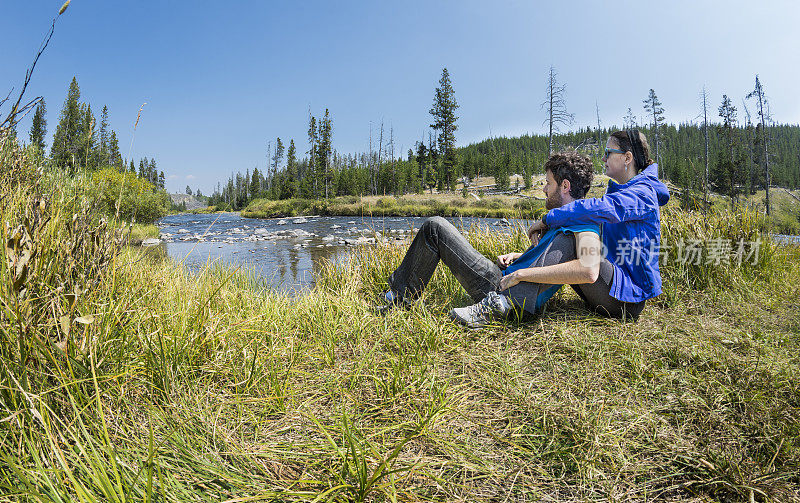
top-left (155, 213), bottom-right (518, 292)
top-left (155, 213), bottom-right (800, 292)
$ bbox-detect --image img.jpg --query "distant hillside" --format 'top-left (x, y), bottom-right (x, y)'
top-left (459, 123), bottom-right (800, 190)
top-left (169, 193), bottom-right (205, 210)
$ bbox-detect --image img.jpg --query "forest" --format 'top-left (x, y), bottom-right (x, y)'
top-left (206, 71), bottom-right (800, 215)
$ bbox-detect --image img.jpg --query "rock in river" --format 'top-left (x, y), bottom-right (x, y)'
top-left (141, 238), bottom-right (162, 247)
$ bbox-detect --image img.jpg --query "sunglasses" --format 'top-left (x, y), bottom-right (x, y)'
top-left (603, 147), bottom-right (626, 160)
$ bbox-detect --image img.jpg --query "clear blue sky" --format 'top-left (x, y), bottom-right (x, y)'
top-left (3, 0), bottom-right (799, 193)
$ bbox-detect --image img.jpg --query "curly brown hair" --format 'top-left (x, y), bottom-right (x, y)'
top-left (544, 151), bottom-right (594, 199)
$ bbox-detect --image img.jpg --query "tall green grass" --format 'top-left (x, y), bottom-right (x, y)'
top-left (2, 131), bottom-right (799, 501)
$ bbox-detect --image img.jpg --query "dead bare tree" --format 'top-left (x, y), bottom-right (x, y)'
top-left (541, 66), bottom-right (574, 158)
top-left (701, 87), bottom-right (710, 211)
top-left (741, 98), bottom-right (755, 197)
top-left (389, 126), bottom-right (396, 195)
top-left (376, 121), bottom-right (384, 195)
top-left (746, 75), bottom-right (772, 216)
top-left (595, 102), bottom-right (602, 155)
top-left (368, 122), bottom-right (374, 194)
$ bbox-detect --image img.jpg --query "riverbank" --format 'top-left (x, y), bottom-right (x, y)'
top-left (242, 194), bottom-right (547, 219)
top-left (239, 174), bottom-right (615, 219)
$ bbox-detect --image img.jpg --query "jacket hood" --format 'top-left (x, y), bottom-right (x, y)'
top-left (607, 163), bottom-right (670, 206)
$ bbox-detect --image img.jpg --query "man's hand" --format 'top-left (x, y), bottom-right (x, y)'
top-left (499, 270), bottom-right (521, 291)
top-left (527, 219), bottom-right (547, 245)
top-left (496, 252), bottom-right (522, 269)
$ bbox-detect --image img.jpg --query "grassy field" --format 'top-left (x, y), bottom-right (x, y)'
top-left (2, 133), bottom-right (800, 501)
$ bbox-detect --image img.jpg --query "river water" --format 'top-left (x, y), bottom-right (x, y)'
top-left (156, 213), bottom-right (517, 292)
top-left (156, 213), bottom-right (800, 292)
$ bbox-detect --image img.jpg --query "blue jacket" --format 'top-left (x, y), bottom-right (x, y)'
top-left (544, 164), bottom-right (670, 303)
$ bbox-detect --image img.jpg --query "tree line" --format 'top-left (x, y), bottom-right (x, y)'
top-left (25, 76), bottom-right (166, 191)
top-left (208, 69), bottom-right (798, 214)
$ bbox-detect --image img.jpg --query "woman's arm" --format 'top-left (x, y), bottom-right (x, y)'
top-left (499, 231), bottom-right (601, 289)
top-left (545, 184), bottom-right (659, 229)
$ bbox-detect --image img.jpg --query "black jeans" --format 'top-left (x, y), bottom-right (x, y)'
top-left (389, 217), bottom-right (502, 303)
top-left (388, 216), bottom-right (645, 319)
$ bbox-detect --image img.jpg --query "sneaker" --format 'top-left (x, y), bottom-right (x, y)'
top-left (449, 291), bottom-right (513, 329)
top-left (375, 289), bottom-right (412, 315)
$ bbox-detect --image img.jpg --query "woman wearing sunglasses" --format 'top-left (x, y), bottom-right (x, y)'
top-left (525, 129), bottom-right (670, 319)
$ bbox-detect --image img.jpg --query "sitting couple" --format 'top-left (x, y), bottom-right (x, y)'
top-left (379, 129), bottom-right (670, 328)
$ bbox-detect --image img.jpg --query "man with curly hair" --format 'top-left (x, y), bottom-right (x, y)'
top-left (379, 151), bottom-right (605, 329)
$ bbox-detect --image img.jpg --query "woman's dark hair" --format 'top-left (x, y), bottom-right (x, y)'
top-left (610, 130), bottom-right (654, 172)
top-left (544, 151), bottom-right (594, 199)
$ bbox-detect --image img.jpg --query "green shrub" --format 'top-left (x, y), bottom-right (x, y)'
top-left (90, 167), bottom-right (168, 223)
top-left (484, 198), bottom-right (505, 210)
top-left (376, 197), bottom-right (395, 209)
top-left (512, 198), bottom-right (543, 214)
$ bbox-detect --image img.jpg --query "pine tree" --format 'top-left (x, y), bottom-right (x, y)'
top-left (624, 107), bottom-right (637, 128)
top-left (50, 77), bottom-right (83, 171)
top-left (29, 99), bottom-right (47, 152)
top-left (430, 68), bottom-right (459, 190)
top-left (98, 105), bottom-right (110, 167)
top-left (284, 139), bottom-right (298, 198)
top-left (158, 171), bottom-right (165, 189)
top-left (523, 163), bottom-right (532, 190)
top-left (250, 166), bottom-right (261, 199)
top-left (495, 152), bottom-right (511, 190)
top-left (713, 95), bottom-right (742, 206)
top-left (78, 104), bottom-right (97, 170)
top-left (741, 100), bottom-right (757, 195)
top-left (415, 140), bottom-right (428, 183)
top-left (149, 158), bottom-right (158, 184)
top-left (317, 111), bottom-right (333, 198)
top-left (108, 130), bottom-right (122, 169)
top-left (307, 115), bottom-right (318, 197)
top-left (271, 137), bottom-right (285, 198)
top-left (643, 89), bottom-right (665, 176)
